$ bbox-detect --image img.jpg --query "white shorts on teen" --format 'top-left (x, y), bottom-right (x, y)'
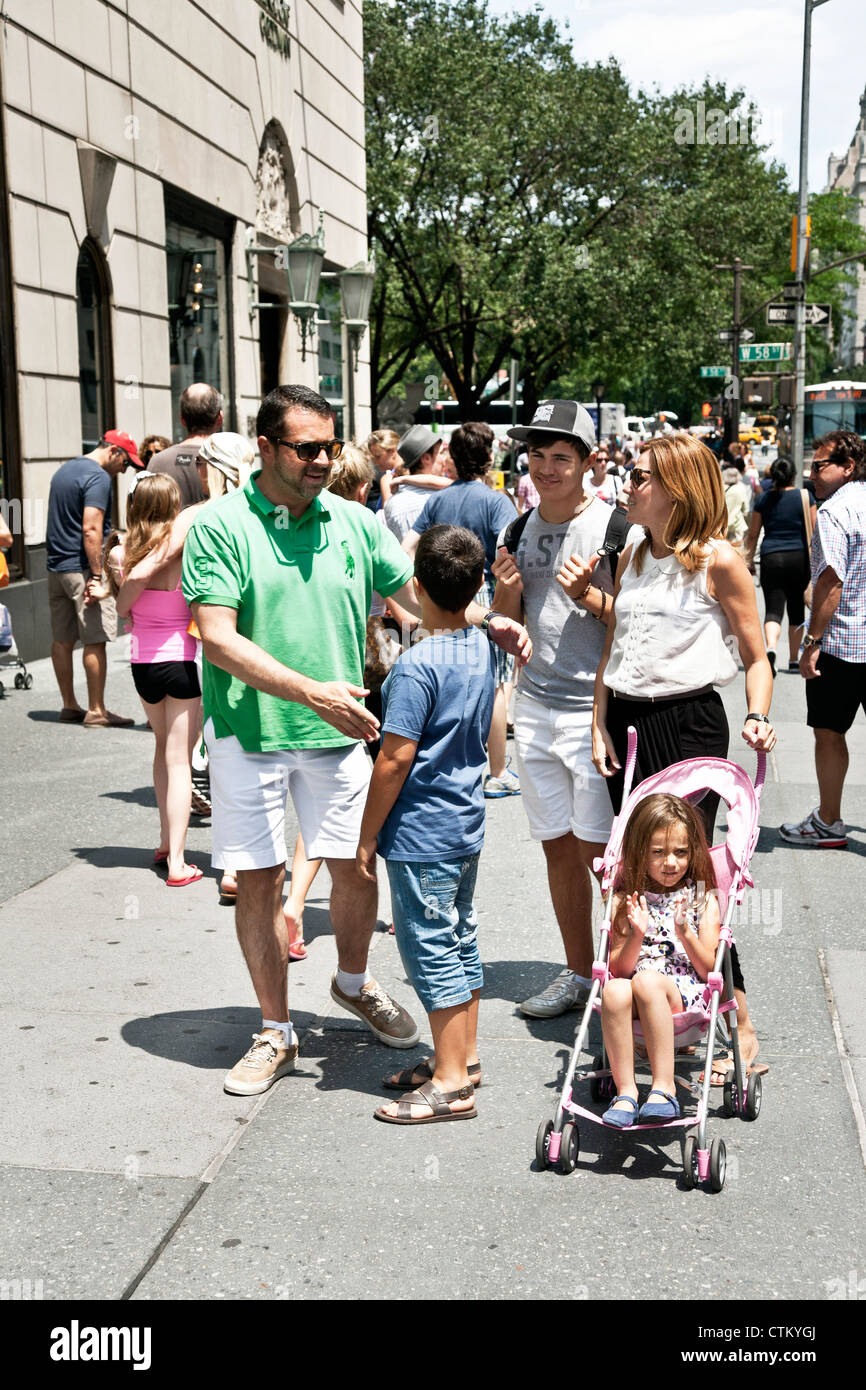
top-left (204, 718), bottom-right (371, 869)
top-left (512, 690), bottom-right (613, 844)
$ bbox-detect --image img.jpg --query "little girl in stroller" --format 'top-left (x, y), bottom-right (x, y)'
top-left (601, 793), bottom-right (719, 1128)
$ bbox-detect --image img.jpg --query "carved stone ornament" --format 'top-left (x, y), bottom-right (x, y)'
top-left (256, 132), bottom-right (291, 240)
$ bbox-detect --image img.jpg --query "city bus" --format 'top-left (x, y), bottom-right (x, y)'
top-left (804, 381), bottom-right (866, 457)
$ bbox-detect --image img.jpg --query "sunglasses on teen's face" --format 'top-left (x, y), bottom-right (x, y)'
top-left (272, 437), bottom-right (344, 463)
top-left (629, 466), bottom-right (653, 489)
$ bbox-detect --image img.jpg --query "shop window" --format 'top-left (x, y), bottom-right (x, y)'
top-left (166, 206), bottom-right (233, 439)
top-left (76, 241), bottom-right (113, 453)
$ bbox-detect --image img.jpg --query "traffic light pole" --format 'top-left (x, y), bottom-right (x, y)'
top-left (715, 257), bottom-right (754, 450)
top-left (793, 0), bottom-right (832, 475)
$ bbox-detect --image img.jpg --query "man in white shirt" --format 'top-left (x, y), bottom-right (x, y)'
top-left (382, 426), bottom-right (445, 542)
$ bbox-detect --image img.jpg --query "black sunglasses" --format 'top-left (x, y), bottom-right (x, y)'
top-left (810, 455), bottom-right (843, 474)
top-left (272, 437), bottom-right (343, 463)
top-left (630, 466), bottom-right (653, 488)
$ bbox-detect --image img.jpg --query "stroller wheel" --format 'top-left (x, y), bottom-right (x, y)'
top-left (14, 672), bottom-right (23, 689)
top-left (722, 1078), bottom-right (739, 1118)
top-left (710, 1136), bottom-right (726, 1192)
top-left (23, 673), bottom-right (33, 690)
top-left (558, 1122), bottom-right (579, 1175)
top-left (535, 1119), bottom-right (553, 1170)
top-left (682, 1133), bottom-right (699, 1189)
top-left (744, 1071), bottom-right (762, 1121)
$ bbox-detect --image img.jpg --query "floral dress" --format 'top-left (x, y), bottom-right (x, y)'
top-left (633, 880), bottom-right (707, 1011)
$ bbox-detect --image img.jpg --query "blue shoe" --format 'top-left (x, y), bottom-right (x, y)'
top-left (638, 1089), bottom-right (680, 1122)
top-left (602, 1094), bottom-right (639, 1128)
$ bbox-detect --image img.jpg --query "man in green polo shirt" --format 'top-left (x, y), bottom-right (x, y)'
top-left (184, 385), bottom-right (531, 1096)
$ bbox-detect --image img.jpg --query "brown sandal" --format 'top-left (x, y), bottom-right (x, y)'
top-left (373, 1080), bottom-right (477, 1125)
top-left (383, 1059), bottom-right (482, 1091)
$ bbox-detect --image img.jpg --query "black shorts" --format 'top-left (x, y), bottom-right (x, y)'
top-left (806, 651), bottom-right (866, 734)
top-left (759, 547), bottom-right (809, 627)
top-left (132, 660), bottom-right (201, 704)
top-left (605, 687), bottom-right (745, 994)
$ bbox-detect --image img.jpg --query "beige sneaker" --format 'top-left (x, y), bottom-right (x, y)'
top-left (330, 975), bottom-right (419, 1048)
top-left (223, 1031), bottom-right (298, 1095)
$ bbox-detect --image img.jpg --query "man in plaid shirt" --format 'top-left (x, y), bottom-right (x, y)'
top-left (781, 430), bottom-right (866, 849)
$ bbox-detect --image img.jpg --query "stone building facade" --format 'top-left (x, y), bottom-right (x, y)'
top-left (826, 88), bottom-right (866, 369)
top-left (0, 0), bottom-right (370, 658)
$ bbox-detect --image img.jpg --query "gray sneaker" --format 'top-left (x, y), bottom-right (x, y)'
top-left (330, 975), bottom-right (420, 1048)
top-left (484, 760), bottom-right (521, 798)
top-left (520, 968), bottom-right (591, 1018)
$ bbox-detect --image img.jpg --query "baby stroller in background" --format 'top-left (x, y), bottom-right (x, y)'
top-left (535, 727), bottom-right (765, 1192)
top-left (0, 603), bottom-right (32, 698)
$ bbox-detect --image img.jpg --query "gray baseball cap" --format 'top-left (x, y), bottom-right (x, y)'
top-left (507, 400), bottom-right (597, 452)
top-left (398, 424), bottom-right (442, 470)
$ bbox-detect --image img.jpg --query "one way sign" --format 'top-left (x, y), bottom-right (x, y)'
top-left (767, 302), bottom-right (831, 326)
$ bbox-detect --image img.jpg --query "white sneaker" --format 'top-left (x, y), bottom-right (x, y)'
top-left (520, 968), bottom-right (590, 1018)
top-left (779, 808), bottom-right (847, 849)
top-left (483, 759), bottom-right (521, 798)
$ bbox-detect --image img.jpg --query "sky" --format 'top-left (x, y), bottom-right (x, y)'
top-left (488, 0), bottom-right (866, 194)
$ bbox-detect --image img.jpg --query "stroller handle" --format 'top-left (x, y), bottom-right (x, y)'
top-left (754, 750), bottom-right (766, 796)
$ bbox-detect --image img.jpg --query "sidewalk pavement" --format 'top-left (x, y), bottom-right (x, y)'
top-left (2, 639), bottom-right (865, 1300)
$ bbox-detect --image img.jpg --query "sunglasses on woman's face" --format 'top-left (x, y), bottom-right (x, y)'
top-left (630, 466), bottom-right (653, 488)
top-left (272, 437), bottom-right (344, 463)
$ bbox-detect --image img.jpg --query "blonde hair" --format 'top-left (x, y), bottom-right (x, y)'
top-left (116, 474), bottom-right (181, 575)
top-left (326, 443), bottom-right (376, 500)
top-left (366, 429), bottom-right (400, 457)
top-left (632, 433), bottom-right (727, 575)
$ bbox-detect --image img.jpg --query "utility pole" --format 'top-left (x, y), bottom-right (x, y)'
top-left (714, 257), bottom-right (753, 450)
top-left (793, 0), bottom-right (832, 475)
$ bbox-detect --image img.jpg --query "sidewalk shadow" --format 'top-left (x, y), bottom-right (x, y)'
top-left (100, 786), bottom-right (157, 809)
top-left (121, 1006), bottom-right (320, 1070)
top-left (480, 958), bottom-right (605, 1049)
top-left (71, 844), bottom-right (213, 874)
top-left (26, 710), bottom-right (146, 728)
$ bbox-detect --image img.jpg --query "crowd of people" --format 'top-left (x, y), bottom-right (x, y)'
top-left (39, 381), bottom-right (865, 1125)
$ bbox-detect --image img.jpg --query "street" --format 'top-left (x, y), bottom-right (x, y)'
top-left (2, 635), bottom-right (865, 1301)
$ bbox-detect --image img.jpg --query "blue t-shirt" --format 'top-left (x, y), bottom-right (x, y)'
top-left (46, 457), bottom-right (113, 572)
top-left (754, 487), bottom-right (808, 554)
top-left (413, 480), bottom-right (516, 582)
top-left (378, 627), bottom-right (496, 861)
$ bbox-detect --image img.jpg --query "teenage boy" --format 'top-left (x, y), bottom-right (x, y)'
top-left (357, 525), bottom-right (526, 1123)
top-left (491, 401), bottom-right (640, 1018)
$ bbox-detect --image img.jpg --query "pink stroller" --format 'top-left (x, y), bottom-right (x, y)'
top-left (535, 728), bottom-right (765, 1192)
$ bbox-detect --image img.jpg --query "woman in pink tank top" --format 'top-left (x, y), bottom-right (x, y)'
top-left (105, 475), bottom-right (205, 887)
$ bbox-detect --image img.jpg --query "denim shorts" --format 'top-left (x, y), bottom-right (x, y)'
top-left (386, 854), bottom-right (483, 1014)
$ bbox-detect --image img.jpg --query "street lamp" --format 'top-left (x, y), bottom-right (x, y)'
top-left (592, 377), bottom-right (606, 442)
top-left (285, 215), bottom-right (326, 360)
top-left (336, 258), bottom-right (376, 444)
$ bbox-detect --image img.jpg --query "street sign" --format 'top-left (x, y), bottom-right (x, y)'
top-left (741, 327), bottom-right (755, 341)
top-left (700, 366), bottom-right (728, 377)
top-left (717, 328), bottom-right (755, 342)
top-left (782, 282), bottom-right (805, 301)
top-left (766, 302), bottom-right (830, 327)
top-left (739, 343), bottom-right (792, 362)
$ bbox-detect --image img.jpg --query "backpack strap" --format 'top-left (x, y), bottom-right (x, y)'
top-left (502, 506), bottom-right (533, 554)
top-left (596, 506), bottom-right (631, 583)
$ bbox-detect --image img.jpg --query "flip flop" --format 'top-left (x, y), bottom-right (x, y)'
top-left (153, 849), bottom-right (169, 865)
top-left (373, 1080), bottom-right (476, 1125)
top-left (701, 1052), bottom-right (770, 1086)
top-left (167, 866), bottom-right (203, 888)
top-left (383, 1059), bottom-right (482, 1091)
top-left (219, 879), bottom-right (237, 901)
top-left (288, 940), bottom-right (307, 961)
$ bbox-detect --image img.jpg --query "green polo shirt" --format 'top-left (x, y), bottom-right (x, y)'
top-left (181, 474), bottom-right (414, 751)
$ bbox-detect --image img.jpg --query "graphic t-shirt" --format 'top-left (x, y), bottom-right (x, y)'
top-left (46, 457), bottom-right (113, 572)
top-left (378, 627), bottom-right (496, 861)
top-left (181, 475), bottom-right (413, 751)
top-left (499, 500), bottom-right (642, 710)
top-left (148, 441), bottom-right (206, 508)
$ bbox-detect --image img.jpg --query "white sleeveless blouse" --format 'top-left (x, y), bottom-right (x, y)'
top-left (605, 539), bottom-right (738, 698)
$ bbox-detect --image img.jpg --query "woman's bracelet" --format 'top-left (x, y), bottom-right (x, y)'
top-left (595, 589), bottom-right (608, 622)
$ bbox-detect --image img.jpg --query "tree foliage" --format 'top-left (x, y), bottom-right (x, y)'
top-left (365, 0), bottom-right (866, 424)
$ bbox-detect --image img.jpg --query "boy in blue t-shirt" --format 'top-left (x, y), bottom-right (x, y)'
top-left (356, 525), bottom-right (497, 1125)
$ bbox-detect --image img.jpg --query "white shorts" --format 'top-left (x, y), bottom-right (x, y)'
top-left (512, 690), bottom-right (613, 844)
top-left (205, 719), bottom-right (372, 869)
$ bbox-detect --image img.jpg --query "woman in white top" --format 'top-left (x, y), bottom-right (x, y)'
top-left (591, 433), bottom-right (775, 1082)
